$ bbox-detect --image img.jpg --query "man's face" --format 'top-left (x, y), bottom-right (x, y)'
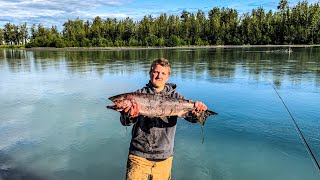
top-left (150, 64), bottom-right (170, 89)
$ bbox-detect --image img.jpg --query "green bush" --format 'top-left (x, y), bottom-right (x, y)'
top-left (52, 37), bottom-right (66, 48)
top-left (158, 37), bottom-right (165, 47)
top-left (129, 37), bottom-right (139, 46)
top-left (166, 35), bottom-right (181, 47)
top-left (80, 38), bottom-right (91, 47)
top-left (114, 39), bottom-right (125, 47)
top-left (195, 37), bottom-right (204, 46)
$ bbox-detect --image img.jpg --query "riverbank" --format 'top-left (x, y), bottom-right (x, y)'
top-left (2, 44), bottom-right (320, 51)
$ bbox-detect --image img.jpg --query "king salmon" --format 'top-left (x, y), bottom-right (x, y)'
top-left (106, 92), bottom-right (217, 125)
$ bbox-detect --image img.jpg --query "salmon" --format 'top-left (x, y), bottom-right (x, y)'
top-left (106, 92), bottom-right (217, 125)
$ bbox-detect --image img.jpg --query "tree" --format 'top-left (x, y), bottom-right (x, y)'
top-left (154, 13), bottom-right (168, 38)
top-left (122, 17), bottom-right (135, 42)
top-left (309, 2), bottom-right (320, 43)
top-left (277, 0), bottom-right (289, 11)
top-left (104, 18), bottom-right (117, 40)
top-left (180, 10), bottom-right (191, 44)
top-left (19, 23), bottom-right (28, 44)
top-left (264, 10), bottom-right (273, 44)
top-left (26, 23), bottom-right (65, 48)
top-left (13, 24), bottom-right (20, 44)
top-left (3, 23), bottom-right (15, 45)
top-left (276, 0), bottom-right (290, 44)
top-left (30, 24), bottom-right (37, 40)
top-left (91, 16), bottom-right (103, 39)
top-left (0, 28), bottom-right (4, 45)
top-left (221, 8), bottom-right (239, 44)
top-left (189, 13), bottom-right (197, 44)
top-left (167, 15), bottom-right (180, 39)
top-left (62, 18), bottom-right (86, 46)
top-left (196, 9), bottom-right (207, 42)
top-left (250, 8), bottom-right (263, 44)
top-left (116, 20), bottom-right (125, 42)
top-left (137, 15), bottom-right (154, 45)
top-left (208, 7), bottom-right (222, 44)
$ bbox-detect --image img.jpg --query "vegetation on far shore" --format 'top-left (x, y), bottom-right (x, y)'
top-left (1, 0), bottom-right (320, 48)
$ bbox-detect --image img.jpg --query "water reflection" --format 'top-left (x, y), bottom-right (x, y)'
top-left (0, 47), bottom-right (319, 87)
top-left (0, 151), bottom-right (45, 180)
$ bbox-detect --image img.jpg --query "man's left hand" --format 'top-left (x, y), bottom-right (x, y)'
top-left (194, 101), bottom-right (207, 112)
top-left (123, 102), bottom-right (139, 118)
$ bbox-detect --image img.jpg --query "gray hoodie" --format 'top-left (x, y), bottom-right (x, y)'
top-left (120, 82), bottom-right (194, 160)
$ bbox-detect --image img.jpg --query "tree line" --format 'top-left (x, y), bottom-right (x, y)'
top-left (0, 0), bottom-right (320, 48)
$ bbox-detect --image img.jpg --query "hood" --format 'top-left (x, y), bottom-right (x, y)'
top-left (146, 81), bottom-right (177, 94)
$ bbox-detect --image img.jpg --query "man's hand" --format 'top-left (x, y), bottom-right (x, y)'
top-left (194, 101), bottom-right (207, 112)
top-left (123, 102), bottom-right (139, 118)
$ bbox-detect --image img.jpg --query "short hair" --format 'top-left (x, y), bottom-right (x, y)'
top-left (149, 58), bottom-right (171, 75)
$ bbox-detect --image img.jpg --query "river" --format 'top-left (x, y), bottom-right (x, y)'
top-left (0, 47), bottom-right (319, 179)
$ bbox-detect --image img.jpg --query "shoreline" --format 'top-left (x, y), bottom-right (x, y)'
top-left (2, 44), bottom-right (320, 51)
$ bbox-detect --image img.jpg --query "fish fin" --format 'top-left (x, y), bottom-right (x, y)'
top-left (177, 110), bottom-right (189, 118)
top-left (159, 117), bottom-right (169, 123)
top-left (207, 110), bottom-right (218, 115)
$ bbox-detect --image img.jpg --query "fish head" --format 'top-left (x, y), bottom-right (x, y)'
top-left (106, 93), bottom-right (132, 111)
top-left (108, 93), bottom-right (127, 102)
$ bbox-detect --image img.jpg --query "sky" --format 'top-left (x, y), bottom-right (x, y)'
top-left (0, 0), bottom-right (319, 30)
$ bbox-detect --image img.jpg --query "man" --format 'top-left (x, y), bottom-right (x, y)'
top-left (120, 58), bottom-right (207, 180)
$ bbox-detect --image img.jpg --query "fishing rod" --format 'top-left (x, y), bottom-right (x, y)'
top-left (263, 75), bottom-right (320, 174)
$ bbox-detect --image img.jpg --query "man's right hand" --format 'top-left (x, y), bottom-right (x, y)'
top-left (123, 102), bottom-right (139, 118)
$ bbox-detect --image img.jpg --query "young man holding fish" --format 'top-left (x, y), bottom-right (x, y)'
top-left (118, 58), bottom-right (208, 180)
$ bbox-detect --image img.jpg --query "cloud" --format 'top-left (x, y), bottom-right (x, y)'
top-left (0, 0), bottom-right (131, 28)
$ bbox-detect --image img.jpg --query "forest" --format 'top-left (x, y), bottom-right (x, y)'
top-left (0, 0), bottom-right (319, 48)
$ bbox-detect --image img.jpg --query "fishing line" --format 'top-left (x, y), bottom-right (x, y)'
top-left (200, 125), bottom-right (204, 144)
top-left (263, 75), bottom-right (320, 173)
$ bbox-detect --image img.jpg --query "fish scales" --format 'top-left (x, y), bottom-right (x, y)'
top-left (133, 93), bottom-right (194, 117)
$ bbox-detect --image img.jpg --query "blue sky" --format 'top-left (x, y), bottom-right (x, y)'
top-left (0, 0), bottom-right (318, 29)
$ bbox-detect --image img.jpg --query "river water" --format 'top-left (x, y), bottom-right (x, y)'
top-left (0, 47), bottom-right (319, 180)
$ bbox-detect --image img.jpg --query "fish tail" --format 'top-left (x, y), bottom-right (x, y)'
top-left (207, 110), bottom-right (218, 116)
top-left (197, 110), bottom-right (218, 126)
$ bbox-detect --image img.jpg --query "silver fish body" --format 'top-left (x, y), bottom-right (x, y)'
top-left (106, 92), bottom-right (217, 125)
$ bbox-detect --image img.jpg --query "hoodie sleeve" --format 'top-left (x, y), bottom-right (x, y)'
top-left (120, 111), bottom-right (138, 126)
